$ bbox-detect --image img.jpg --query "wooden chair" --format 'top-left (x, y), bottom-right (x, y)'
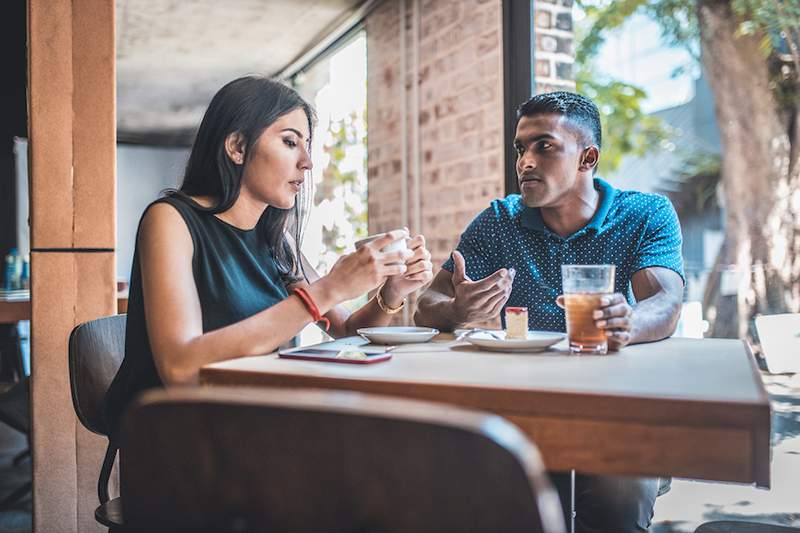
top-left (119, 386), bottom-right (567, 533)
top-left (68, 314), bottom-right (126, 530)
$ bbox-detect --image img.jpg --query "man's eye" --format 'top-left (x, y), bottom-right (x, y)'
top-left (515, 145), bottom-right (524, 155)
top-left (538, 141), bottom-right (552, 150)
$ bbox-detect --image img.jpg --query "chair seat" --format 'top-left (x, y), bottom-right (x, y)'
top-left (695, 521), bottom-right (799, 532)
top-left (95, 497), bottom-right (124, 528)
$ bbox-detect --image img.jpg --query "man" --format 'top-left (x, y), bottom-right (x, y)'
top-left (415, 92), bottom-right (685, 532)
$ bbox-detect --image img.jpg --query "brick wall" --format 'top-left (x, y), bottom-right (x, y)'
top-left (533, 0), bottom-right (576, 93)
top-left (366, 0), bottom-right (505, 321)
top-left (366, 0), bottom-right (405, 240)
top-left (366, 0), bottom-right (575, 323)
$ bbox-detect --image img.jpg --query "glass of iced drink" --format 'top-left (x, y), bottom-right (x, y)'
top-left (561, 264), bottom-right (616, 355)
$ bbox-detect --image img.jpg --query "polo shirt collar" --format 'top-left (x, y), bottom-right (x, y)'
top-left (586, 177), bottom-right (616, 232)
top-left (520, 177), bottom-right (616, 235)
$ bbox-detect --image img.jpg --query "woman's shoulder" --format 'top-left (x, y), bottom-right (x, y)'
top-left (141, 194), bottom-right (216, 231)
top-left (138, 197), bottom-right (195, 249)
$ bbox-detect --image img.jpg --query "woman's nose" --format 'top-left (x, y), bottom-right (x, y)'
top-left (299, 148), bottom-right (313, 171)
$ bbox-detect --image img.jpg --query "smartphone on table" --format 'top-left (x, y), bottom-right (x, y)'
top-left (278, 344), bottom-right (394, 364)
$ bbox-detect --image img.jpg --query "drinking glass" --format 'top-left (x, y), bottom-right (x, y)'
top-left (561, 264), bottom-right (616, 355)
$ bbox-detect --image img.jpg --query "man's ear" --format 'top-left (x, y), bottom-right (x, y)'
top-left (224, 132), bottom-right (247, 165)
top-left (579, 146), bottom-right (599, 172)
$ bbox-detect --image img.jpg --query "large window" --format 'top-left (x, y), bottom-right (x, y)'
top-left (292, 30), bottom-right (368, 342)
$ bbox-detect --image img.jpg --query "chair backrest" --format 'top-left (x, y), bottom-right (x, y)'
top-left (754, 313), bottom-right (800, 374)
top-left (119, 387), bottom-right (567, 533)
top-left (68, 314), bottom-right (126, 436)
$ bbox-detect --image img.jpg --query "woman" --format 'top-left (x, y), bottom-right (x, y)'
top-left (104, 76), bottom-right (433, 433)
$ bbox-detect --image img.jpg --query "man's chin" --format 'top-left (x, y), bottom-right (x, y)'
top-left (520, 190), bottom-right (545, 208)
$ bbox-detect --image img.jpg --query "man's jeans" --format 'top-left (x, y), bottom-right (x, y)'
top-left (551, 473), bottom-right (663, 532)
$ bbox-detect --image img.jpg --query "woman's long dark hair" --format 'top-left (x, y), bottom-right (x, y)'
top-left (168, 76), bottom-right (315, 283)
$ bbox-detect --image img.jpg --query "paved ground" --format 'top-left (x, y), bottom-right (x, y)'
top-left (1, 374), bottom-right (798, 532)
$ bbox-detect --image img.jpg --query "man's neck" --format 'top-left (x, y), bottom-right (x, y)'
top-left (540, 177), bottom-right (599, 238)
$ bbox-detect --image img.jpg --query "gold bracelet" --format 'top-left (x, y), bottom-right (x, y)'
top-left (375, 286), bottom-right (405, 315)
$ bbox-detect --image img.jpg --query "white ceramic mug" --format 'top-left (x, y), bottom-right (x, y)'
top-left (354, 232), bottom-right (408, 254)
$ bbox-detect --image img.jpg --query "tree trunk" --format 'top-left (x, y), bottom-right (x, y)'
top-left (697, 0), bottom-right (800, 339)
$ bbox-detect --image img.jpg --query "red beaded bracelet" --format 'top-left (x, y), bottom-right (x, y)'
top-left (292, 287), bottom-right (331, 331)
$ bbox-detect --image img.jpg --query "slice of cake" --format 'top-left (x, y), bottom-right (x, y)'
top-left (505, 307), bottom-right (528, 339)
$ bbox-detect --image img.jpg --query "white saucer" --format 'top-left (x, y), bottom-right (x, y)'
top-left (357, 326), bottom-right (440, 345)
top-left (463, 330), bottom-right (565, 352)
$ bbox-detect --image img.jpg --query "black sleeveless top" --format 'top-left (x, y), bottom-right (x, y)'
top-left (103, 196), bottom-right (290, 435)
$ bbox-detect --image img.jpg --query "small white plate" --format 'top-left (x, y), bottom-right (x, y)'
top-left (463, 330), bottom-right (565, 352)
top-left (357, 326), bottom-right (439, 345)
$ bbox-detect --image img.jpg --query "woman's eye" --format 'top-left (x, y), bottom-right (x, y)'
top-left (284, 138), bottom-right (297, 148)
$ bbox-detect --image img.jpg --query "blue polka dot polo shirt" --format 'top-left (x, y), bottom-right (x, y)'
top-left (441, 178), bottom-right (685, 332)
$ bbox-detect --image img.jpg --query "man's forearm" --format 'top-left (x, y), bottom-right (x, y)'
top-left (414, 291), bottom-right (463, 331)
top-left (629, 292), bottom-right (681, 344)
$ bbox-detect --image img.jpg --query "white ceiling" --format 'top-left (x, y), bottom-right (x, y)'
top-left (116, 0), bottom-right (364, 143)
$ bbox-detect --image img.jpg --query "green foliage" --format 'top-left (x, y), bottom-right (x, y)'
top-left (576, 0), bottom-right (699, 57)
top-left (576, 68), bottom-right (671, 175)
top-left (317, 110), bottom-right (369, 312)
top-left (317, 109), bottom-right (368, 260)
top-left (575, 0), bottom-right (798, 176)
top-left (575, 0), bottom-right (649, 64)
top-left (577, 0), bottom-right (798, 89)
top-left (731, 0), bottom-right (800, 54)
top-left (574, 0), bottom-right (674, 174)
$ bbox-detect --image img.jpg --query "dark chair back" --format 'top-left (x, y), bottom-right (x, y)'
top-left (68, 314), bottom-right (127, 517)
top-left (120, 387), bottom-right (567, 533)
top-left (68, 314), bottom-right (126, 436)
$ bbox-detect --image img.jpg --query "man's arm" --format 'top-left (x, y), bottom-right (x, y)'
top-left (629, 266), bottom-right (684, 343)
top-left (414, 251), bottom-right (514, 332)
top-left (593, 266), bottom-right (684, 349)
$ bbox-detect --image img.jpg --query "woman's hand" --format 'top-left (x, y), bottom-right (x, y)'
top-left (381, 234), bottom-right (434, 306)
top-left (323, 229), bottom-right (411, 303)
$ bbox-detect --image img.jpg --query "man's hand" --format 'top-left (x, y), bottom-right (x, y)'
top-left (450, 251), bottom-right (515, 325)
top-left (593, 293), bottom-right (633, 350)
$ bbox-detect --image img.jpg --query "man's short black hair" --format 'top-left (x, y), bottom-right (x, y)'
top-left (516, 91), bottom-right (602, 149)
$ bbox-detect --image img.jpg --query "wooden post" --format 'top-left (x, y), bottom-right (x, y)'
top-left (27, 0), bottom-right (116, 530)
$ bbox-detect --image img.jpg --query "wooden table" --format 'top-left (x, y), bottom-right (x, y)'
top-left (0, 295), bottom-right (128, 324)
top-left (200, 336), bottom-right (771, 487)
top-left (0, 299), bottom-right (31, 324)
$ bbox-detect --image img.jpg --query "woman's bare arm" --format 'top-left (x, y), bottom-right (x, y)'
top-left (289, 253), bottom-right (397, 338)
top-left (141, 203), bottom-right (386, 386)
top-left (142, 205), bottom-right (409, 385)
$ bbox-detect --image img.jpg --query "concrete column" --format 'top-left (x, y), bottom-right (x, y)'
top-left (28, 1), bottom-right (116, 531)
